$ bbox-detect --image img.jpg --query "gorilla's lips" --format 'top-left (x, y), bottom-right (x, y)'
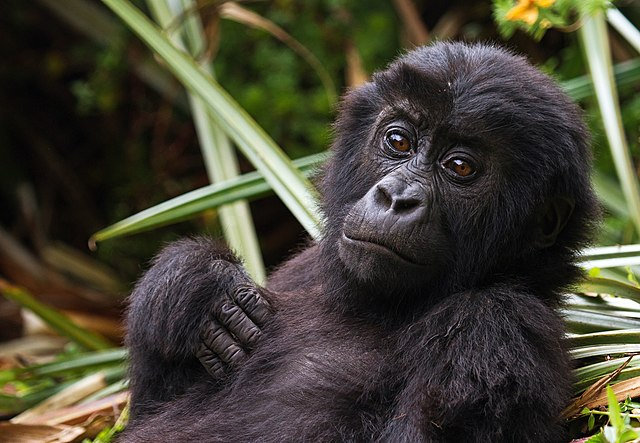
top-left (341, 232), bottom-right (424, 266)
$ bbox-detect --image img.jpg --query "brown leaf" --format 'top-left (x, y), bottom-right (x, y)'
top-left (0, 423), bottom-right (85, 443)
top-left (563, 355), bottom-right (633, 418)
top-left (19, 392), bottom-right (128, 427)
top-left (583, 375), bottom-right (640, 410)
top-left (12, 373), bottom-right (108, 424)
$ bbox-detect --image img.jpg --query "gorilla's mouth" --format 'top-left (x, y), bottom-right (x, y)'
top-left (341, 233), bottom-right (424, 266)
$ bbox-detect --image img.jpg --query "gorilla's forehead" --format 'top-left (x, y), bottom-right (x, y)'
top-left (373, 71), bottom-right (520, 146)
top-left (373, 53), bottom-right (557, 145)
top-left (374, 100), bottom-right (428, 129)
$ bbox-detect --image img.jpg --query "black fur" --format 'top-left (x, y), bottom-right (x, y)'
top-left (123, 42), bottom-right (598, 442)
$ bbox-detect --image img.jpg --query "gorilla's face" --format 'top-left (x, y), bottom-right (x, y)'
top-left (327, 43), bottom-right (592, 290)
top-left (337, 105), bottom-right (494, 285)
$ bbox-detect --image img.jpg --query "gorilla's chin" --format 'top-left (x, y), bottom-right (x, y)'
top-left (337, 233), bottom-right (431, 285)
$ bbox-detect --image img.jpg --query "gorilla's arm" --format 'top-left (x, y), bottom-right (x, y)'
top-left (126, 237), bottom-right (272, 419)
top-left (385, 285), bottom-right (571, 442)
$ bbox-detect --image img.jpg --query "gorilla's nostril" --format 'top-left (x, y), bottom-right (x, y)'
top-left (373, 183), bottom-right (421, 214)
top-left (374, 184), bottom-right (393, 209)
top-left (392, 197), bottom-right (420, 213)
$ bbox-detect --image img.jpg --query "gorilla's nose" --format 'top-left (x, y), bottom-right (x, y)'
top-left (368, 178), bottom-right (424, 218)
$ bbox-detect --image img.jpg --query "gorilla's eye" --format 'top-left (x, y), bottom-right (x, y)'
top-left (445, 158), bottom-right (476, 178)
top-left (385, 130), bottom-right (413, 155)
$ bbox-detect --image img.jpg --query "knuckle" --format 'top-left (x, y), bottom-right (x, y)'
top-left (226, 345), bottom-right (245, 362)
top-left (232, 285), bottom-right (258, 303)
top-left (233, 285), bottom-right (271, 313)
top-left (196, 346), bottom-right (226, 378)
top-left (216, 302), bottom-right (241, 321)
top-left (245, 327), bottom-right (262, 345)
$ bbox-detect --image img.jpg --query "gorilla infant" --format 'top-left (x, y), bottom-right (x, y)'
top-left (124, 42), bottom-right (598, 442)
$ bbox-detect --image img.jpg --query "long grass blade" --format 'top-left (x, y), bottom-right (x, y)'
top-left (147, 0), bottom-right (265, 282)
top-left (574, 357), bottom-right (640, 391)
top-left (0, 280), bottom-right (113, 351)
top-left (562, 308), bottom-right (640, 333)
top-left (580, 244), bottom-right (640, 269)
top-left (1, 349), bottom-right (127, 381)
top-left (578, 277), bottom-right (640, 302)
top-left (582, 244), bottom-right (640, 260)
top-left (101, 0), bottom-right (322, 238)
top-left (566, 294), bottom-right (640, 315)
top-left (568, 329), bottom-right (640, 347)
top-left (570, 343), bottom-right (640, 359)
top-left (90, 153), bottom-right (325, 242)
top-left (607, 8), bottom-right (640, 54)
top-left (578, 13), bottom-right (640, 235)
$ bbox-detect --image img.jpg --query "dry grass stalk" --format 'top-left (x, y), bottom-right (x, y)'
top-left (12, 372), bottom-right (107, 424)
top-left (0, 422), bottom-right (85, 443)
top-left (563, 356), bottom-right (633, 418)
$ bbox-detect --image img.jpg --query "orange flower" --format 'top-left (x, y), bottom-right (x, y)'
top-left (505, 0), bottom-right (556, 25)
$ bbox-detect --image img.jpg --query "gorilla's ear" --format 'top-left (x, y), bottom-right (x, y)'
top-left (535, 196), bottom-right (575, 248)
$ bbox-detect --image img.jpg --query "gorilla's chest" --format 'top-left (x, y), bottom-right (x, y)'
top-left (265, 321), bottom-right (399, 416)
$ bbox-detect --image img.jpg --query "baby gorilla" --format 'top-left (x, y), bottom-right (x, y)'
top-left (124, 42), bottom-right (598, 442)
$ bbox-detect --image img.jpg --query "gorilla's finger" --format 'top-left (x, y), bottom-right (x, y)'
top-left (201, 317), bottom-right (247, 366)
top-left (195, 342), bottom-right (226, 379)
top-left (232, 285), bottom-right (272, 327)
top-left (216, 302), bottom-right (262, 349)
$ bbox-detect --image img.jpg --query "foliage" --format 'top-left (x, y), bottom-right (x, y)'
top-left (493, 0), bottom-right (611, 40)
top-left (82, 404), bottom-right (129, 443)
top-left (584, 387), bottom-right (640, 443)
top-left (101, 0), bottom-right (323, 240)
top-left (0, 281), bottom-right (113, 351)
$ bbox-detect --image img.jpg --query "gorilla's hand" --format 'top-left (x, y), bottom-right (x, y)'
top-left (127, 237), bottom-right (274, 391)
top-left (126, 237), bottom-right (274, 418)
top-left (196, 269), bottom-right (272, 378)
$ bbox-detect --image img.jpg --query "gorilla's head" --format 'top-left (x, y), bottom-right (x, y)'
top-left (320, 42), bottom-right (599, 299)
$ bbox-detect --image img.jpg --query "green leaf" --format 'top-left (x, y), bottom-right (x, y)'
top-left (0, 283), bottom-right (113, 350)
top-left (607, 385), bottom-right (623, 431)
top-left (586, 432), bottom-right (605, 443)
top-left (570, 344), bottom-right (640, 360)
top-left (567, 329), bottom-right (640, 347)
top-left (619, 428), bottom-right (639, 442)
top-left (589, 412), bottom-right (596, 431)
top-left (603, 426), bottom-right (617, 443)
top-left (580, 245), bottom-right (640, 269)
top-left (579, 13), bottom-right (640, 236)
top-left (101, 0), bottom-right (322, 238)
top-left (607, 9), bottom-right (640, 55)
top-left (80, 378), bottom-right (128, 403)
top-left (146, 0), bottom-right (265, 282)
top-left (15, 349), bottom-right (126, 379)
top-left (561, 308), bottom-right (640, 333)
top-left (578, 277), bottom-right (640, 302)
top-left (90, 153), bottom-right (325, 242)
